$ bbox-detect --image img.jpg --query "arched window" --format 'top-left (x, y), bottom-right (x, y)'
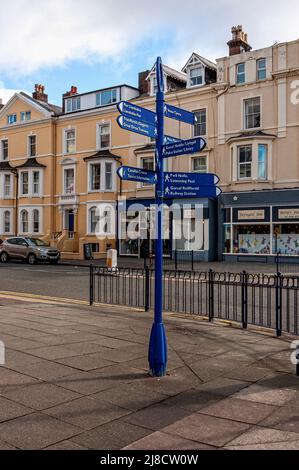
top-left (21, 210), bottom-right (28, 233)
top-left (4, 211), bottom-right (10, 233)
top-left (33, 209), bottom-right (39, 233)
top-left (89, 207), bottom-right (99, 234)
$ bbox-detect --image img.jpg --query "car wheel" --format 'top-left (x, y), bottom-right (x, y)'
top-left (0, 252), bottom-right (9, 263)
top-left (28, 254), bottom-right (37, 265)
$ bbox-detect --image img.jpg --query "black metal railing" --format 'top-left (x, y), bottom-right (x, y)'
top-left (276, 252), bottom-right (299, 275)
top-left (90, 266), bottom-right (299, 339)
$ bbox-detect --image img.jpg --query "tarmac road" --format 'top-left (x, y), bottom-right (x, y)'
top-left (0, 262), bottom-right (90, 301)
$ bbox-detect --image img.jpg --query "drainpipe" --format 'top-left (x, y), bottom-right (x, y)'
top-left (11, 169), bottom-right (19, 236)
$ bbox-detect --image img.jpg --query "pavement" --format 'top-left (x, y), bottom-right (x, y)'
top-left (0, 294), bottom-right (298, 450)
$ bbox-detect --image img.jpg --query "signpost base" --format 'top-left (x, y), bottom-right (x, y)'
top-left (148, 322), bottom-right (168, 377)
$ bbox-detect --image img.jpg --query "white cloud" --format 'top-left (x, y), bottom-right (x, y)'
top-left (0, 0), bottom-right (299, 76)
top-left (0, 88), bottom-right (23, 104)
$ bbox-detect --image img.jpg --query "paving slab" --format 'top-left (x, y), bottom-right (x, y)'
top-left (162, 413), bottom-right (251, 447)
top-left (0, 297), bottom-right (298, 450)
top-left (1, 382), bottom-right (81, 411)
top-left (233, 384), bottom-right (298, 406)
top-left (0, 396), bottom-right (33, 423)
top-left (224, 426), bottom-right (299, 449)
top-left (43, 396), bottom-right (131, 430)
top-left (123, 431), bottom-right (216, 450)
top-left (0, 413), bottom-right (82, 450)
top-left (71, 420), bottom-right (152, 450)
top-left (92, 382), bottom-right (168, 411)
top-left (199, 397), bottom-right (279, 424)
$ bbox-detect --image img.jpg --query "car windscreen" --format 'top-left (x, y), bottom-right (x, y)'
top-left (26, 239), bottom-right (48, 247)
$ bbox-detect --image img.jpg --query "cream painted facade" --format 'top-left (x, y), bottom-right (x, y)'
top-left (0, 28), bottom-right (299, 261)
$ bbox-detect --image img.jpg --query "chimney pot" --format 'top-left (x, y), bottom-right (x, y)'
top-left (227, 25), bottom-right (252, 56)
top-left (33, 84), bottom-right (48, 103)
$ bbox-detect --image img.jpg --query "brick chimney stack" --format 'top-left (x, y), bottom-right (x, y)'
top-left (138, 71), bottom-right (150, 95)
top-left (63, 86), bottom-right (78, 99)
top-left (0, 98), bottom-right (3, 110)
top-left (227, 25), bottom-right (252, 56)
top-left (32, 84), bottom-right (48, 103)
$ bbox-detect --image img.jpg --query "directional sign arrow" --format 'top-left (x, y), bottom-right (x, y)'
top-left (118, 101), bottom-right (157, 126)
top-left (164, 135), bottom-right (183, 145)
top-left (117, 115), bottom-right (157, 139)
top-left (117, 166), bottom-right (157, 185)
top-left (163, 138), bottom-right (206, 158)
top-left (164, 172), bottom-right (220, 186)
top-left (164, 104), bottom-right (197, 126)
top-left (164, 185), bottom-right (222, 199)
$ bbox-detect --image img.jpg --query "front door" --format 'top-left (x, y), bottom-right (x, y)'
top-left (65, 209), bottom-right (75, 238)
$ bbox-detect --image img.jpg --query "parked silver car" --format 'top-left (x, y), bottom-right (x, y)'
top-left (0, 238), bottom-right (61, 265)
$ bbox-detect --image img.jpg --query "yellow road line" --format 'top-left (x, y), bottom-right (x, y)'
top-left (0, 290), bottom-right (89, 306)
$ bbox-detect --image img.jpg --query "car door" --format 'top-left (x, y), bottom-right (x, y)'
top-left (15, 238), bottom-right (29, 259)
top-left (5, 238), bottom-right (20, 258)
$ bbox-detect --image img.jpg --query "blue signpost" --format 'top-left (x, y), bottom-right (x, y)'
top-left (163, 138), bottom-right (206, 158)
top-left (117, 115), bottom-right (157, 139)
top-left (117, 166), bottom-right (157, 185)
top-left (164, 104), bottom-right (197, 125)
top-left (118, 101), bottom-right (157, 126)
top-left (117, 57), bottom-right (219, 377)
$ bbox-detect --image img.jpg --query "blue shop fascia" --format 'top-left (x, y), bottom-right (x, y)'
top-left (219, 188), bottom-right (299, 262)
top-left (117, 196), bottom-right (218, 261)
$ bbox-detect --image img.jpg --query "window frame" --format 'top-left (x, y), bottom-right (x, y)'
top-left (87, 203), bottom-right (115, 236)
top-left (63, 165), bottom-right (76, 195)
top-left (3, 173), bottom-right (12, 199)
top-left (1, 139), bottom-right (8, 161)
top-left (88, 159), bottom-right (116, 193)
top-left (66, 97), bottom-right (81, 113)
top-left (236, 63), bottom-right (246, 85)
top-left (19, 169), bottom-right (42, 198)
top-left (64, 128), bottom-right (76, 154)
top-left (97, 122), bottom-right (111, 150)
top-left (244, 97), bottom-right (261, 130)
top-left (238, 145), bottom-right (253, 180)
top-left (192, 155), bottom-right (208, 173)
top-left (189, 65), bottom-right (204, 87)
top-left (3, 210), bottom-right (11, 234)
top-left (21, 111), bottom-right (31, 122)
top-left (193, 109), bottom-right (207, 137)
top-left (257, 58), bottom-right (267, 81)
top-left (96, 89), bottom-right (117, 107)
top-left (7, 114), bottom-right (17, 125)
top-left (28, 134), bottom-right (37, 158)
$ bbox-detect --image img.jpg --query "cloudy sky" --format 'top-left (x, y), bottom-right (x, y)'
top-left (1, 0), bottom-right (299, 104)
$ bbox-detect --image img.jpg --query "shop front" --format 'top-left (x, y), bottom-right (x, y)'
top-left (220, 190), bottom-right (299, 262)
top-left (118, 197), bottom-right (217, 261)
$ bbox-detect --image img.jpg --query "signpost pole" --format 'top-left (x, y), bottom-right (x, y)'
top-left (148, 57), bottom-right (167, 377)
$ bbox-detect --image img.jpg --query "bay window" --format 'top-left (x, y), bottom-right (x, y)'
top-left (4, 211), bottom-right (11, 234)
top-left (21, 172), bottom-right (29, 195)
top-left (88, 204), bottom-right (115, 236)
top-left (238, 146), bottom-right (252, 179)
top-left (258, 144), bottom-right (267, 180)
top-left (4, 174), bottom-right (11, 198)
top-left (88, 160), bottom-right (115, 192)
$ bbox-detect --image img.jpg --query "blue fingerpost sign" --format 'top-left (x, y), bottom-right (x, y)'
top-left (117, 166), bottom-right (157, 185)
top-left (162, 138), bottom-right (206, 158)
top-left (118, 101), bottom-right (157, 126)
top-left (164, 104), bottom-right (197, 125)
top-left (117, 115), bottom-right (157, 139)
top-left (116, 57), bottom-right (212, 378)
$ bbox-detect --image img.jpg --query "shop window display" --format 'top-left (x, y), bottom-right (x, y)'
top-left (273, 224), bottom-right (299, 255)
top-left (233, 225), bottom-right (270, 254)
